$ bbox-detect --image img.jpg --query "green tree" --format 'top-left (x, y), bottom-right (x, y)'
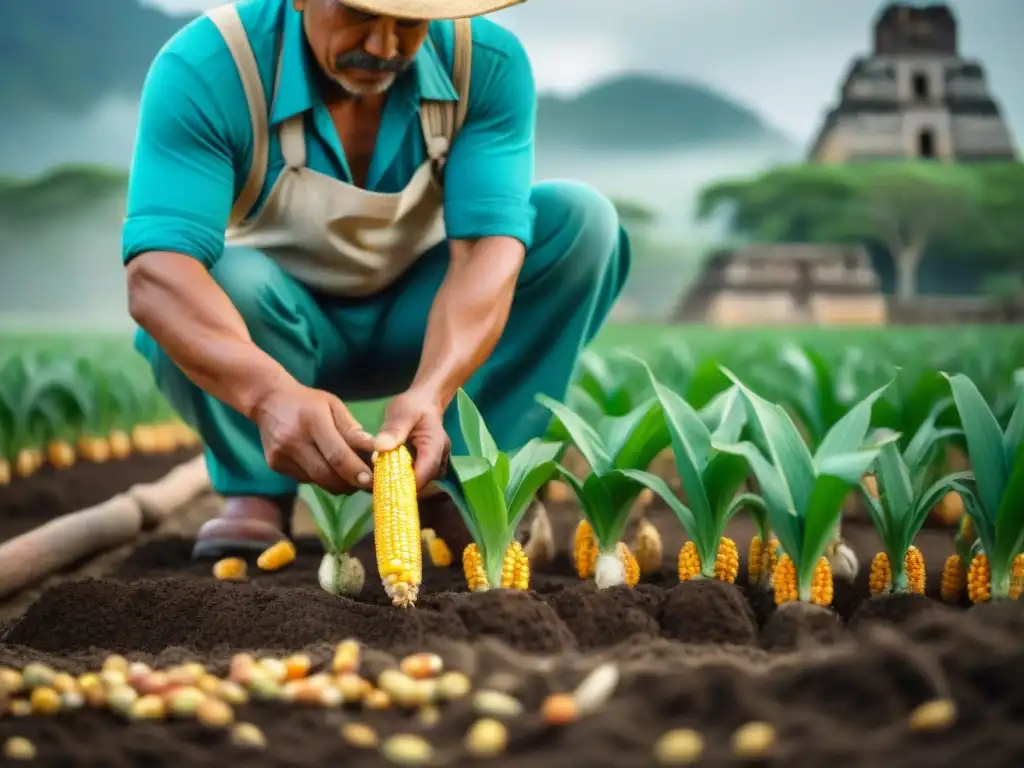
top-left (697, 162), bottom-right (985, 300)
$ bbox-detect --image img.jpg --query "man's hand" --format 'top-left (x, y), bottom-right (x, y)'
top-left (375, 390), bottom-right (450, 491)
top-left (252, 380), bottom-right (375, 494)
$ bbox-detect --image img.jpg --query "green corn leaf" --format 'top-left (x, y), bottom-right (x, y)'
top-left (946, 373), bottom-right (1007, 520)
top-left (993, 442), bottom-right (1024, 570)
top-left (553, 466), bottom-right (620, 548)
top-left (603, 396), bottom-right (669, 470)
top-left (456, 389), bottom-right (500, 465)
top-left (1003, 391), bottom-right (1024, 463)
top-left (684, 359), bottom-right (731, 409)
top-left (814, 382), bottom-right (891, 464)
top-left (704, 386), bottom-right (747, 444)
top-left (493, 452), bottom-right (511, 495)
top-left (299, 484), bottom-right (342, 553)
top-left (725, 368), bottom-right (814, 512)
top-left (874, 441), bottom-right (914, 527)
top-left (337, 492), bottom-right (374, 553)
top-left (704, 450), bottom-right (752, 529)
top-left (505, 439), bottom-right (562, 530)
top-left (905, 470), bottom-right (974, 553)
top-left (861, 488), bottom-right (890, 545)
top-left (435, 479), bottom-right (483, 546)
top-left (536, 394), bottom-right (612, 474)
top-left (800, 473), bottom-right (856, 585)
top-left (725, 493), bottom-right (768, 530)
top-left (818, 448), bottom-right (887, 486)
top-left (450, 455), bottom-right (508, 552)
top-left (650, 378), bottom-right (713, 527)
top-left (614, 468), bottom-right (699, 540)
top-left (778, 343), bottom-right (830, 443)
top-left (953, 482), bottom-right (994, 557)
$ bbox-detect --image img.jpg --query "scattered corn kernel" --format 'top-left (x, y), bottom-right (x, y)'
top-left (213, 557), bottom-right (247, 581)
top-left (909, 699), bottom-right (957, 731)
top-left (61, 691), bottom-right (85, 710)
top-left (257, 539), bottom-right (297, 571)
top-left (400, 653), bottom-right (443, 680)
top-left (168, 687), bottom-right (206, 718)
top-left (465, 718), bottom-right (508, 757)
top-left (364, 688), bottom-right (391, 710)
top-left (130, 695), bottom-right (167, 721)
top-left (50, 673), bottom-right (77, 695)
top-left (285, 654), bottom-right (312, 680)
top-left (437, 671), bottom-right (471, 701)
top-left (231, 722), bottom-right (267, 748)
top-left (731, 721), bottom-right (776, 758)
top-left (29, 687), bottom-right (61, 715)
top-left (197, 698), bottom-right (235, 727)
top-left (102, 655), bottom-right (130, 675)
top-left (541, 693), bottom-right (579, 725)
top-left (0, 668), bottom-right (24, 695)
top-left (332, 640), bottom-right (361, 674)
top-left (9, 700), bottom-right (31, 717)
top-left (341, 722), bottom-right (379, 749)
top-left (418, 705), bottom-right (441, 727)
top-left (217, 680), bottom-right (249, 705)
top-left (107, 685), bottom-right (138, 715)
top-left (337, 673), bottom-right (368, 702)
top-left (22, 663), bottom-right (55, 689)
top-left (2, 737), bottom-right (36, 761)
top-left (654, 728), bottom-right (705, 764)
top-left (473, 690), bottom-right (524, 718)
top-left (380, 734), bottom-right (433, 766)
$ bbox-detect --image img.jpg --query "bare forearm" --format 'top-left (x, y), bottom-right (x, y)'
top-left (411, 237), bottom-right (525, 410)
top-left (126, 251), bottom-right (292, 418)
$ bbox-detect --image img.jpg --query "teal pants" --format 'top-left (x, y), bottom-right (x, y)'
top-left (136, 180), bottom-right (631, 495)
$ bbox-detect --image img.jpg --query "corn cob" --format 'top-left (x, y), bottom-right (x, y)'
top-left (461, 542), bottom-right (530, 591)
top-left (589, 542), bottom-right (641, 588)
top-left (748, 535), bottom-right (779, 587)
top-left (967, 552), bottom-right (990, 603)
top-left (421, 530), bottom-right (453, 568)
top-left (773, 554), bottom-right (833, 607)
top-left (747, 536), bottom-right (763, 584)
top-left (573, 519), bottom-right (597, 579)
top-left (1011, 554), bottom-right (1024, 600)
top-left (372, 446), bottom-right (422, 607)
top-left (47, 440), bottom-right (76, 470)
top-left (940, 554), bottom-right (964, 603)
top-left (108, 430), bottom-right (133, 460)
top-left (633, 518), bottom-right (663, 574)
top-left (677, 539), bottom-right (739, 583)
top-left (868, 547), bottom-right (926, 595)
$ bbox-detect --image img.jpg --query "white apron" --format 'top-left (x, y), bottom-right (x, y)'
top-left (206, 4), bottom-right (471, 297)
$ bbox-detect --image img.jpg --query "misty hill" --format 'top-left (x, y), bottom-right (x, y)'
top-left (0, 0), bottom-right (791, 173)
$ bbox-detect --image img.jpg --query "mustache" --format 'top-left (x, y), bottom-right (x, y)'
top-left (333, 50), bottom-right (411, 73)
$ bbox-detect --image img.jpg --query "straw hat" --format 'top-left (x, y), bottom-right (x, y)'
top-left (343, 0), bottom-right (525, 20)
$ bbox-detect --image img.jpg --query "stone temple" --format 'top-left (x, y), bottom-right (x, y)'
top-left (809, 2), bottom-right (1017, 162)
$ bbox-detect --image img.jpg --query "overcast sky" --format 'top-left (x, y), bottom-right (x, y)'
top-left (151, 0), bottom-right (1020, 144)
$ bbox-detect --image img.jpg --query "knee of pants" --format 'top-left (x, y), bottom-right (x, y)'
top-left (209, 246), bottom-right (293, 326)
top-left (528, 180), bottom-right (626, 283)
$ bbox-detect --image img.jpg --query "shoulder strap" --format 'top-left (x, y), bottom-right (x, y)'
top-left (451, 18), bottom-right (472, 135)
top-left (206, 4), bottom-right (269, 227)
top-left (421, 19), bottom-right (473, 168)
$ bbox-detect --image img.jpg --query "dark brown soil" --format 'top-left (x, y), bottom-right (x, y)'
top-left (0, 448), bottom-right (200, 542)
top-left (2, 469), bottom-right (1023, 766)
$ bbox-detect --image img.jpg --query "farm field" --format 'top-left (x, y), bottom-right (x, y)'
top-left (0, 324), bottom-right (1023, 766)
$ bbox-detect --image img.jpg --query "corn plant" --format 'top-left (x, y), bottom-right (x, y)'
top-left (438, 390), bottom-right (563, 592)
top-left (944, 373), bottom-right (1024, 602)
top-left (300, 485), bottom-right (373, 597)
top-left (718, 370), bottom-right (892, 606)
top-left (861, 414), bottom-right (969, 595)
top-left (619, 370), bottom-right (758, 585)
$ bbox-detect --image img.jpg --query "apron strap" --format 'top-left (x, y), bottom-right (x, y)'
top-left (207, 4), bottom-right (271, 227)
top-left (421, 18), bottom-right (473, 172)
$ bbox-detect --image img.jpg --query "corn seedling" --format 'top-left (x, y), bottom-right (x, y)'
top-left (618, 371), bottom-right (755, 584)
top-left (438, 390), bottom-right (562, 591)
top-left (861, 416), bottom-right (968, 595)
top-left (372, 445), bottom-right (422, 607)
top-left (719, 370), bottom-right (891, 606)
top-left (537, 379), bottom-right (673, 588)
top-left (944, 373), bottom-right (1024, 602)
top-left (300, 485), bottom-right (373, 597)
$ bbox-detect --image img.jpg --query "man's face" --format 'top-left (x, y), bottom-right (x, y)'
top-left (294, 0), bottom-right (431, 97)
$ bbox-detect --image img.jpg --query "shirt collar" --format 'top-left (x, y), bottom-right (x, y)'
top-left (270, 11), bottom-right (458, 127)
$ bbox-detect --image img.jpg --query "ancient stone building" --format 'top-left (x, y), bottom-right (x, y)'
top-left (673, 244), bottom-right (887, 326)
top-left (809, 2), bottom-right (1017, 162)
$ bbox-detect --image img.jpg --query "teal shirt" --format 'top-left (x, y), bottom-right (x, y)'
top-left (121, 0), bottom-right (537, 269)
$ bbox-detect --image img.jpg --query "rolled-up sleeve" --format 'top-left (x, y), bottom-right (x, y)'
top-left (121, 51), bottom-right (238, 269)
top-left (442, 33), bottom-right (536, 249)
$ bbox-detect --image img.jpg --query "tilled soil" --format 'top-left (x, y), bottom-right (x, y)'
top-left (1, 479), bottom-right (1020, 766)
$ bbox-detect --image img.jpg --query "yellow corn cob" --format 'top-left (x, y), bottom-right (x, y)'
top-left (108, 430), bottom-right (133, 460)
top-left (715, 537), bottom-right (740, 583)
top-left (678, 541), bottom-right (701, 581)
top-left (633, 518), bottom-right (663, 574)
top-left (967, 552), bottom-right (990, 603)
top-left (905, 546), bottom-right (925, 594)
top-left (421, 530), bottom-right (453, 568)
top-left (940, 554), bottom-right (964, 603)
top-left (871, 548), bottom-right (926, 595)
top-left (747, 536), bottom-right (764, 584)
top-left (1010, 554), bottom-right (1024, 600)
top-left (774, 554), bottom-right (832, 606)
top-left (869, 552), bottom-right (891, 595)
top-left (620, 543), bottom-right (641, 588)
top-left (573, 519), bottom-right (597, 579)
top-left (462, 542), bottom-right (530, 590)
top-left (372, 446), bottom-right (422, 607)
top-left (47, 440), bottom-right (76, 470)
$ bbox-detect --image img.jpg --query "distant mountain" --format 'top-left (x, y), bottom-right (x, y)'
top-left (0, 0), bottom-right (791, 175)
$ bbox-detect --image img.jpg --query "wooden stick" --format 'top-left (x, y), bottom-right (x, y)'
top-left (0, 494), bottom-right (142, 600)
top-left (129, 455), bottom-right (211, 528)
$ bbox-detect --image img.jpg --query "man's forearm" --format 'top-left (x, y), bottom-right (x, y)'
top-left (126, 251), bottom-right (294, 419)
top-left (410, 237), bottom-right (526, 410)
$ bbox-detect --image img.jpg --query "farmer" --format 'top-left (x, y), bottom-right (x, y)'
top-left (122, 0), bottom-right (630, 560)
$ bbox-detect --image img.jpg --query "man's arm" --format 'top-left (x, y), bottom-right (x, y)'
top-left (407, 28), bottom-right (537, 410)
top-left (123, 48), bottom-right (290, 419)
